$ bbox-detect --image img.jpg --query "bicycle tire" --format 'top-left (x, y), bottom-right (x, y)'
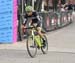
top-left (26, 36), bottom-right (37, 58)
top-left (41, 35), bottom-right (48, 54)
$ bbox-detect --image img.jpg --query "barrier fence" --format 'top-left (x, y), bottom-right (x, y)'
top-left (18, 10), bottom-right (72, 41)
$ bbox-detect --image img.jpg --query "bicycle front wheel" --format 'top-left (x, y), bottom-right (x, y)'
top-left (26, 36), bottom-right (37, 58)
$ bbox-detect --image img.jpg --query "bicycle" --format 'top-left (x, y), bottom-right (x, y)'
top-left (25, 25), bottom-right (48, 58)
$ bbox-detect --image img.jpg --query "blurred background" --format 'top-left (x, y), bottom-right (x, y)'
top-left (17, 0), bottom-right (75, 41)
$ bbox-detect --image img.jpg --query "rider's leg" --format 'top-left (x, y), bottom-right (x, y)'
top-left (37, 27), bottom-right (45, 40)
top-left (37, 27), bottom-right (43, 37)
top-left (37, 27), bottom-right (46, 47)
top-left (36, 21), bottom-right (45, 40)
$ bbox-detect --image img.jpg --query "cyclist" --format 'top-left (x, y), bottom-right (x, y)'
top-left (23, 5), bottom-right (45, 42)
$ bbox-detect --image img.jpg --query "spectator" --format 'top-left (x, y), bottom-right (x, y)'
top-left (61, 0), bottom-right (66, 5)
top-left (52, 0), bottom-right (59, 11)
top-left (65, 0), bottom-right (73, 10)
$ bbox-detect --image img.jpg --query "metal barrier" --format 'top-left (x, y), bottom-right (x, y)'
top-left (18, 10), bottom-right (72, 41)
top-left (38, 11), bottom-right (72, 32)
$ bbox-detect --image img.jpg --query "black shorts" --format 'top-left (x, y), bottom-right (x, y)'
top-left (31, 21), bottom-right (41, 27)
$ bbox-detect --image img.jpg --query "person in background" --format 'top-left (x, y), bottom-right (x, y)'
top-left (52, 0), bottom-right (59, 11)
top-left (65, 0), bottom-right (73, 10)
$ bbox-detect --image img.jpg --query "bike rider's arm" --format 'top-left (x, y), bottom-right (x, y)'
top-left (23, 18), bottom-right (27, 25)
top-left (23, 15), bottom-right (27, 26)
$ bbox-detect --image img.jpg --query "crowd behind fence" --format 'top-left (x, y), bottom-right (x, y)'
top-left (18, 10), bottom-right (73, 41)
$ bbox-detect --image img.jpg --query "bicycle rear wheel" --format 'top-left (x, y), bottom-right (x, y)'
top-left (26, 36), bottom-right (37, 58)
top-left (41, 35), bottom-right (48, 54)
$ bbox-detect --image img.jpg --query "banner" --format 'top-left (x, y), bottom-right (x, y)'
top-left (0, 0), bottom-right (17, 43)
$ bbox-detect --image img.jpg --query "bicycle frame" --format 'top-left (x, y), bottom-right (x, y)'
top-left (31, 28), bottom-right (42, 47)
